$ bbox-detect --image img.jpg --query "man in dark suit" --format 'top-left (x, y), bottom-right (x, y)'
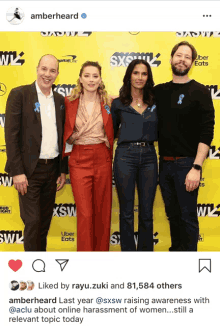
top-left (5, 54), bottom-right (68, 251)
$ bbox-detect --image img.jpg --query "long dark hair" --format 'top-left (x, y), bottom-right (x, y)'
top-left (119, 59), bottom-right (155, 106)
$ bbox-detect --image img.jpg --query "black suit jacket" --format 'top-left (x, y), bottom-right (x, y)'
top-left (5, 82), bottom-right (68, 178)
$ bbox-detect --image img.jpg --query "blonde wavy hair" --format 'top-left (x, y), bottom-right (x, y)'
top-left (68, 61), bottom-right (111, 107)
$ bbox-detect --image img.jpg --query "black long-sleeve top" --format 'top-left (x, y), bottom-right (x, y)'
top-left (154, 80), bottom-right (215, 157)
top-left (111, 97), bottom-right (158, 145)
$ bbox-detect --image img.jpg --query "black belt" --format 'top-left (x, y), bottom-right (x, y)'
top-left (38, 157), bottom-right (58, 164)
top-left (130, 142), bottom-right (154, 147)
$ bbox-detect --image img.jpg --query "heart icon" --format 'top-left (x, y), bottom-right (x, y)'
top-left (8, 260), bottom-right (22, 272)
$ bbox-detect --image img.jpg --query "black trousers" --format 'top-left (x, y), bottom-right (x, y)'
top-left (159, 157), bottom-right (199, 251)
top-left (19, 158), bottom-right (59, 251)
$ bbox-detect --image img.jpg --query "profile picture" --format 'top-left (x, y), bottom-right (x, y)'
top-left (6, 7), bottom-right (25, 25)
top-left (19, 281), bottom-right (27, 291)
top-left (10, 281), bottom-right (19, 291)
top-left (27, 281), bottom-right (35, 291)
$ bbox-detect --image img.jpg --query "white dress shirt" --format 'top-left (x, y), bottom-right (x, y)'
top-left (35, 82), bottom-right (59, 159)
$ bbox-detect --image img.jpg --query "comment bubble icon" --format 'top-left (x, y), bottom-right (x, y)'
top-left (32, 259), bottom-right (46, 272)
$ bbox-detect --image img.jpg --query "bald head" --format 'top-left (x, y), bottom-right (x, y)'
top-left (36, 54), bottom-right (59, 95)
top-left (37, 54), bottom-right (59, 72)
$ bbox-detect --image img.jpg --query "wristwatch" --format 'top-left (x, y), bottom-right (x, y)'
top-left (192, 164), bottom-right (202, 171)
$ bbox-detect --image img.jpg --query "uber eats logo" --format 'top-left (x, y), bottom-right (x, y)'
top-left (61, 231), bottom-right (75, 242)
top-left (110, 52), bottom-right (161, 67)
top-left (0, 230), bottom-right (23, 244)
top-left (110, 231), bottom-right (159, 245)
top-left (0, 206), bottom-right (12, 214)
top-left (199, 177), bottom-right (205, 188)
top-left (0, 51), bottom-right (25, 66)
top-left (197, 204), bottom-right (220, 217)
top-left (194, 55), bottom-right (209, 67)
top-left (53, 204), bottom-right (76, 217)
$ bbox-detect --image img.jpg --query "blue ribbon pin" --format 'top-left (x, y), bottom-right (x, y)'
top-left (60, 104), bottom-right (64, 110)
top-left (105, 105), bottom-right (111, 115)
top-left (150, 104), bottom-right (156, 112)
top-left (177, 94), bottom-right (184, 105)
top-left (34, 102), bottom-right (40, 113)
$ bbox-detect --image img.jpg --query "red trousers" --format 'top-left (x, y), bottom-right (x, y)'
top-left (69, 143), bottom-right (112, 251)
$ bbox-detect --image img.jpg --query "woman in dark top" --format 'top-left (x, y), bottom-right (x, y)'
top-left (111, 59), bottom-right (158, 251)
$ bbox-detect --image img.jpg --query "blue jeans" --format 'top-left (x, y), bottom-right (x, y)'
top-left (159, 157), bottom-right (199, 251)
top-left (114, 143), bottom-right (158, 251)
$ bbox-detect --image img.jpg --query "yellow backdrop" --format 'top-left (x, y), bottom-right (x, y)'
top-left (0, 31), bottom-right (219, 251)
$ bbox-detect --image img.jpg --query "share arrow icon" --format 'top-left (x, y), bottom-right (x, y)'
top-left (55, 259), bottom-right (69, 271)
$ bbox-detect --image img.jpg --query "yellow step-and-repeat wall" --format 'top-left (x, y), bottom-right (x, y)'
top-left (0, 31), bottom-right (219, 251)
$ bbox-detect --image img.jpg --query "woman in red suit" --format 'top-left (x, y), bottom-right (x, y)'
top-left (63, 61), bottom-right (114, 251)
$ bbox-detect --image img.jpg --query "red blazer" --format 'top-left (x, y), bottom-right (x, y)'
top-left (63, 97), bottom-right (114, 159)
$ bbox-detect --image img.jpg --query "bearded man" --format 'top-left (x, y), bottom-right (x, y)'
top-left (155, 41), bottom-right (215, 251)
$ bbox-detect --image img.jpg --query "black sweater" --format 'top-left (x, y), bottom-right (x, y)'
top-left (154, 80), bottom-right (215, 157)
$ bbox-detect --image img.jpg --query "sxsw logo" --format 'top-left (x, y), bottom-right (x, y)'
top-left (54, 84), bottom-right (76, 97)
top-left (0, 51), bottom-right (25, 66)
top-left (110, 231), bottom-right (159, 245)
top-left (41, 32), bottom-right (92, 37)
top-left (197, 204), bottom-right (220, 217)
top-left (0, 113), bottom-right (5, 128)
top-left (0, 230), bottom-right (23, 244)
top-left (53, 203), bottom-right (76, 217)
top-left (110, 52), bottom-right (161, 67)
top-left (176, 32), bottom-right (220, 38)
top-left (209, 146), bottom-right (220, 159)
top-left (0, 173), bottom-right (13, 187)
top-left (206, 85), bottom-right (220, 100)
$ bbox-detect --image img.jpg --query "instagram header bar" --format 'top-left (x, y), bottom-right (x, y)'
top-left (0, 1), bottom-right (220, 31)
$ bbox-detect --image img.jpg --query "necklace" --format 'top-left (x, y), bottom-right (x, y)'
top-left (135, 98), bottom-right (143, 108)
